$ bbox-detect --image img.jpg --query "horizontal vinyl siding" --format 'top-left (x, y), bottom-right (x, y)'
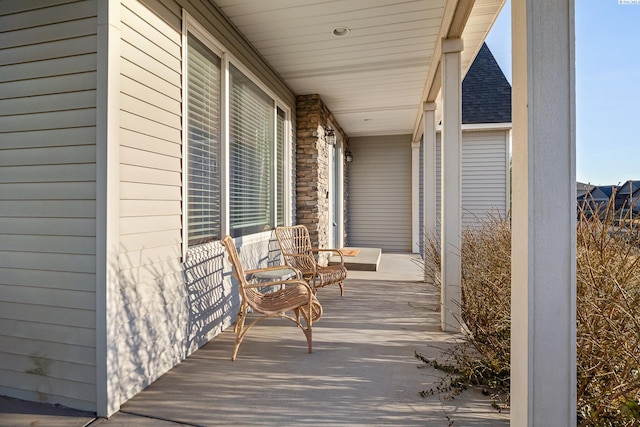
top-left (117, 0), bottom-right (186, 406)
top-left (348, 135), bottom-right (412, 252)
top-left (435, 129), bottom-right (509, 234)
top-left (112, 0), bottom-right (297, 409)
top-left (0, 0), bottom-right (98, 411)
top-left (461, 130), bottom-right (509, 227)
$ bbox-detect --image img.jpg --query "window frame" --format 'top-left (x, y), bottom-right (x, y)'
top-left (182, 11), bottom-right (292, 259)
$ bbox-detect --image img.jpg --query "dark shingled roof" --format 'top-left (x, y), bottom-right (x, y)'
top-left (462, 43), bottom-right (512, 124)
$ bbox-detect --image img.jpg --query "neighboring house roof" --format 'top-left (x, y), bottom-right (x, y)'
top-left (597, 185), bottom-right (616, 199)
top-left (617, 180), bottom-right (640, 196)
top-left (462, 42), bottom-right (512, 124)
top-left (578, 187), bottom-right (609, 204)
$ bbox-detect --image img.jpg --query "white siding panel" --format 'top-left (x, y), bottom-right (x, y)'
top-left (0, 127), bottom-right (96, 149)
top-left (0, 54), bottom-right (97, 84)
top-left (0, 302), bottom-right (95, 328)
top-left (0, 109), bottom-right (96, 133)
top-left (0, 164), bottom-right (95, 183)
top-left (460, 130), bottom-right (509, 228)
top-left (435, 129), bottom-right (509, 233)
top-left (0, 35), bottom-right (98, 66)
top-left (0, 336), bottom-right (95, 367)
top-left (0, 1), bottom-right (96, 32)
top-left (120, 214), bottom-right (180, 235)
top-left (120, 93), bottom-right (181, 130)
top-left (0, 200), bottom-right (96, 218)
top-left (0, 369), bottom-right (95, 412)
top-left (120, 128), bottom-right (181, 157)
top-left (0, 72), bottom-right (97, 98)
top-left (116, 0), bottom-right (186, 408)
top-left (0, 235), bottom-right (96, 255)
top-left (120, 146), bottom-right (181, 172)
top-left (120, 164), bottom-right (180, 186)
top-left (120, 111), bottom-right (181, 143)
top-left (3, 318), bottom-right (94, 347)
top-left (0, 90), bottom-right (96, 116)
top-left (0, 268), bottom-right (95, 292)
top-left (0, 217), bottom-right (95, 237)
top-left (0, 182), bottom-right (95, 200)
top-left (0, 0), bottom-right (98, 411)
top-left (0, 252), bottom-right (96, 274)
top-left (0, 17), bottom-right (97, 49)
top-left (0, 353), bottom-right (95, 385)
top-left (0, 145), bottom-right (96, 166)
top-left (348, 135), bottom-right (412, 252)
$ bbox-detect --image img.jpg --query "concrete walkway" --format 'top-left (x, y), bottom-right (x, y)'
top-left (1, 253), bottom-right (509, 427)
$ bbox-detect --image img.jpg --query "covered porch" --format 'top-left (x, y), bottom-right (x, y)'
top-left (1, 254), bottom-right (508, 426)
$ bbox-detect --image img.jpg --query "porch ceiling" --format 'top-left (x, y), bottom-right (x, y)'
top-left (214, 0), bottom-right (505, 138)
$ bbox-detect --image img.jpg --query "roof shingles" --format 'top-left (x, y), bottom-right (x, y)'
top-left (462, 43), bottom-right (512, 124)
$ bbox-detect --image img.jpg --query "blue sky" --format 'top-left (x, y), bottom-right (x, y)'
top-left (485, 0), bottom-right (640, 186)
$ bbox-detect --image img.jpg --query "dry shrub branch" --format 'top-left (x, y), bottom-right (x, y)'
top-left (418, 201), bottom-right (640, 426)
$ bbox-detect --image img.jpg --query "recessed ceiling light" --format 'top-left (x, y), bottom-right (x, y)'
top-left (332, 26), bottom-right (350, 37)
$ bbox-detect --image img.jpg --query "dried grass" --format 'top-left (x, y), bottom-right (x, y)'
top-left (418, 202), bottom-right (640, 426)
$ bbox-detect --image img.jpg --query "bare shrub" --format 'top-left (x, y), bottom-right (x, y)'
top-left (418, 202), bottom-right (640, 425)
top-left (576, 201), bottom-right (640, 425)
top-left (419, 213), bottom-right (511, 404)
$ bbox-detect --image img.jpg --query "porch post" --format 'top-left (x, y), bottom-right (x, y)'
top-left (96, 0), bottom-right (121, 417)
top-left (440, 38), bottom-right (463, 332)
top-left (411, 140), bottom-right (421, 254)
top-left (511, 0), bottom-right (576, 425)
top-left (423, 102), bottom-right (437, 246)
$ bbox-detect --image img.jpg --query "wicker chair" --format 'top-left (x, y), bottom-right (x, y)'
top-left (221, 235), bottom-right (322, 361)
top-left (275, 225), bottom-right (348, 296)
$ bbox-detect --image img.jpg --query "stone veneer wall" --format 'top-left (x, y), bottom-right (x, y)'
top-left (296, 94), bottom-right (349, 249)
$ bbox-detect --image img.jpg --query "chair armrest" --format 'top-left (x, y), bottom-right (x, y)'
top-left (245, 265), bottom-right (303, 280)
top-left (312, 248), bottom-right (345, 265)
top-left (243, 278), bottom-right (313, 293)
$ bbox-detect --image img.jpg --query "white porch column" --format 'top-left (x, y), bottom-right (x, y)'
top-left (440, 38), bottom-right (463, 332)
top-left (96, 0), bottom-right (121, 417)
top-left (511, 0), bottom-right (576, 425)
top-left (423, 102), bottom-right (437, 246)
top-left (411, 140), bottom-right (420, 253)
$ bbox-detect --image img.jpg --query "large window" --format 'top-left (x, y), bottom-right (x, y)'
top-left (229, 65), bottom-right (274, 236)
top-left (276, 107), bottom-right (286, 227)
top-left (186, 34), bottom-right (221, 246)
top-left (184, 22), bottom-right (289, 248)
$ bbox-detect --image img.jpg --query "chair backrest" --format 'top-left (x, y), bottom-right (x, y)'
top-left (222, 235), bottom-right (260, 308)
top-left (275, 225), bottom-right (316, 272)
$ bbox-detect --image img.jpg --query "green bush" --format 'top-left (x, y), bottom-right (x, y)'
top-left (419, 204), bottom-right (640, 426)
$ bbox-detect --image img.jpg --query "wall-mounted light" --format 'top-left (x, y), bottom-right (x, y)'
top-left (325, 127), bottom-right (336, 146)
top-left (345, 150), bottom-right (353, 162)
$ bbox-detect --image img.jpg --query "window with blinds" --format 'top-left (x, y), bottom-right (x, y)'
top-left (186, 34), bottom-right (222, 246)
top-left (184, 22), bottom-right (290, 247)
top-left (229, 64), bottom-right (274, 237)
top-left (276, 107), bottom-right (286, 226)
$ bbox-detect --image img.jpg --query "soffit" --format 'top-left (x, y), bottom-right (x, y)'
top-left (214, 0), bottom-right (505, 138)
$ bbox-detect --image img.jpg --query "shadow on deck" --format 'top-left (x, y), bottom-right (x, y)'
top-left (0, 253), bottom-right (509, 427)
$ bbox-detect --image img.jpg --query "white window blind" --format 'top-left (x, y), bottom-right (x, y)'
top-left (186, 34), bottom-right (222, 246)
top-left (229, 64), bottom-right (274, 236)
top-left (276, 107), bottom-right (286, 226)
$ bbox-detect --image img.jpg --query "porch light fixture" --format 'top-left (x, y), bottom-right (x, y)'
top-left (332, 26), bottom-right (350, 37)
top-left (345, 150), bottom-right (353, 163)
top-left (325, 127), bottom-right (336, 146)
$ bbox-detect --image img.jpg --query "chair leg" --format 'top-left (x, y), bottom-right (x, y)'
top-left (231, 307), bottom-right (247, 361)
top-left (303, 327), bottom-right (312, 354)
